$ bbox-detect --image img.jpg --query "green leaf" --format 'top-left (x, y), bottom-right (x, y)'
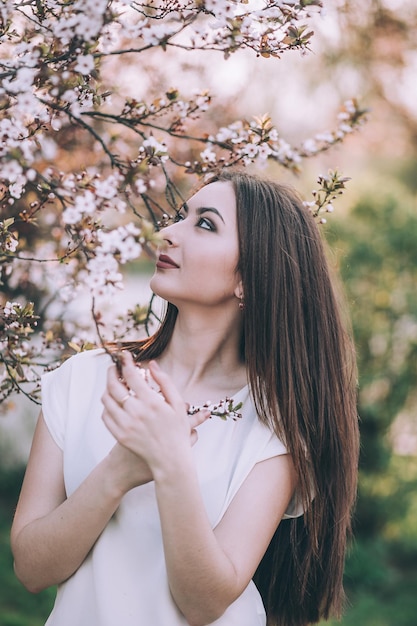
top-left (3, 218), bottom-right (14, 229)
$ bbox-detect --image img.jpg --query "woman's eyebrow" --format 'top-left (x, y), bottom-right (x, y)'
top-left (180, 202), bottom-right (225, 224)
top-left (196, 206), bottom-right (225, 224)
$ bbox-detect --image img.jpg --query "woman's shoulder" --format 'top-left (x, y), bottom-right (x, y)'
top-left (47, 347), bottom-right (111, 375)
top-left (40, 349), bottom-right (113, 448)
top-left (41, 348), bottom-right (113, 395)
top-left (63, 346), bottom-right (111, 365)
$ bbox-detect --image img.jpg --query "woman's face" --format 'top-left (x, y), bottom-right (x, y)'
top-left (150, 181), bottom-right (241, 310)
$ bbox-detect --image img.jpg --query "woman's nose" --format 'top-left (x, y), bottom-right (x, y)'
top-left (160, 221), bottom-right (178, 247)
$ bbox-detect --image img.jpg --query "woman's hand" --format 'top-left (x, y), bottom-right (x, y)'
top-left (101, 352), bottom-right (210, 487)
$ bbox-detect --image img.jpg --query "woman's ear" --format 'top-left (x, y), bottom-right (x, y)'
top-left (234, 279), bottom-right (244, 301)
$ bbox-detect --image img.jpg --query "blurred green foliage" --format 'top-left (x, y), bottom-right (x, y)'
top-left (0, 467), bottom-right (55, 626)
top-left (324, 170), bottom-right (417, 626)
top-left (328, 174), bottom-right (417, 477)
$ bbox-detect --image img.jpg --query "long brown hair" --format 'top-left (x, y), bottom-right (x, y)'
top-left (121, 170), bottom-right (359, 626)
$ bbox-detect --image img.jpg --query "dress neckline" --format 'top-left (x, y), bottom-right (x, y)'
top-left (187, 384), bottom-right (249, 421)
top-left (139, 366), bottom-right (249, 422)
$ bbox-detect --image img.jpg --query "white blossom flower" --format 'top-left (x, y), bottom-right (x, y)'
top-left (83, 0), bottom-right (108, 14)
top-left (195, 94), bottom-right (210, 112)
top-left (200, 148), bottom-right (217, 163)
top-left (51, 116), bottom-right (62, 131)
top-left (15, 92), bottom-right (48, 122)
top-left (257, 143), bottom-right (273, 160)
top-left (303, 201), bottom-right (316, 212)
top-left (2, 160), bottom-right (23, 182)
top-left (85, 254), bottom-right (124, 297)
top-left (118, 237), bottom-right (142, 263)
top-left (38, 136), bottom-right (58, 160)
top-left (315, 132), bottom-right (334, 144)
top-left (73, 190), bottom-right (98, 215)
top-left (96, 230), bottom-right (122, 254)
top-left (51, 15), bottom-right (80, 45)
top-left (113, 198), bottom-right (127, 213)
top-left (74, 54), bottom-right (95, 75)
top-left (97, 225), bottom-right (142, 263)
top-left (123, 223), bottom-right (141, 237)
top-left (173, 100), bottom-right (190, 118)
top-left (9, 175), bottom-right (26, 199)
top-left (142, 136), bottom-right (167, 153)
top-left (344, 99), bottom-right (356, 114)
top-left (215, 127), bottom-right (235, 142)
top-left (2, 67), bottom-right (36, 94)
top-left (94, 175), bottom-right (120, 199)
top-left (135, 178), bottom-right (147, 194)
top-left (337, 111), bottom-right (351, 122)
top-left (203, 0), bottom-right (233, 13)
top-left (16, 45), bottom-right (41, 68)
top-left (4, 301), bottom-right (20, 316)
top-left (62, 206), bottom-right (83, 225)
top-left (61, 89), bottom-right (78, 105)
top-left (141, 22), bottom-right (176, 46)
top-left (242, 143), bottom-right (258, 159)
top-left (302, 138), bottom-right (318, 154)
top-left (5, 234), bottom-right (18, 252)
top-left (117, 17), bottom-right (148, 40)
top-left (141, 136), bottom-right (169, 162)
top-left (339, 123), bottom-right (353, 134)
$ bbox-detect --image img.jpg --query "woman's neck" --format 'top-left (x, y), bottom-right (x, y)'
top-left (156, 307), bottom-right (246, 400)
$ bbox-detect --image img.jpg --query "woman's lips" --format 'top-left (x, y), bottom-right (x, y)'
top-left (156, 254), bottom-right (179, 269)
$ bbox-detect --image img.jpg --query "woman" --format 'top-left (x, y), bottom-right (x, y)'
top-left (11, 170), bottom-right (359, 626)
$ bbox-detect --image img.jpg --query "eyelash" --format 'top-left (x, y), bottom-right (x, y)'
top-left (197, 217), bottom-right (215, 231)
top-left (173, 213), bottom-right (215, 232)
top-left (173, 212), bottom-right (185, 223)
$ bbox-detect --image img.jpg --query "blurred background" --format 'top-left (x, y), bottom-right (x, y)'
top-left (1, 1), bottom-right (416, 624)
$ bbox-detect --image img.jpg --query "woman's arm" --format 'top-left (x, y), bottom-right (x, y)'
top-left (10, 413), bottom-right (152, 593)
top-left (156, 452), bottom-right (295, 626)
top-left (104, 354), bottom-right (296, 626)
top-left (11, 367), bottom-right (208, 595)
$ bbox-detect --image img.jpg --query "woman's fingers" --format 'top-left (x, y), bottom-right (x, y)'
top-left (190, 429), bottom-right (198, 446)
top-left (106, 363), bottom-right (134, 405)
top-left (189, 408), bottom-right (211, 430)
top-left (107, 353), bottom-right (209, 445)
top-left (101, 388), bottom-right (131, 440)
top-left (147, 360), bottom-right (184, 409)
top-left (120, 354), bottom-right (184, 413)
top-left (189, 409), bottom-right (211, 446)
top-left (120, 352), bottom-right (155, 399)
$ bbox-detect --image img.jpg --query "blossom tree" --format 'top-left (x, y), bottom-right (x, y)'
top-left (0, 0), bottom-right (366, 407)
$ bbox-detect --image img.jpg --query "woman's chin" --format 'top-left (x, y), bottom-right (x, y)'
top-left (149, 274), bottom-right (164, 295)
top-left (149, 278), bottom-right (175, 305)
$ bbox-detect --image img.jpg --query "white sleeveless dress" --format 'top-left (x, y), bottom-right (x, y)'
top-left (41, 349), bottom-right (302, 626)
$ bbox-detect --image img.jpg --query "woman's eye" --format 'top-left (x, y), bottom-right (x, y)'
top-left (197, 217), bottom-right (215, 231)
top-left (173, 211), bottom-right (185, 223)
